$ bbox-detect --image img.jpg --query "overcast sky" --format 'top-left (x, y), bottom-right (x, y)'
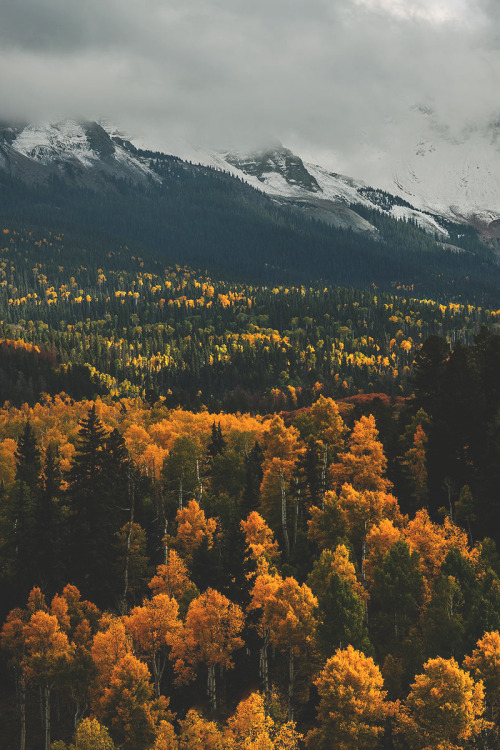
top-left (1, 0), bottom-right (499, 167)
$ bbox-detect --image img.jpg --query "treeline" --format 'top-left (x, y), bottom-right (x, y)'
top-left (2, 353), bottom-right (500, 746)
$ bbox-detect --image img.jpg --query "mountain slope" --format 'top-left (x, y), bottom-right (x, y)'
top-left (0, 119), bottom-right (497, 301)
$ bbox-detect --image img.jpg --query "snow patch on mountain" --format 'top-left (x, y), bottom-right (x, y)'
top-left (12, 121), bottom-right (99, 167)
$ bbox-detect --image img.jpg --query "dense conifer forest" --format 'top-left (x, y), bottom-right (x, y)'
top-left (3, 216), bottom-right (500, 750)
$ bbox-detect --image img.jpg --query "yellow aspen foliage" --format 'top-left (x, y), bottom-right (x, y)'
top-left (171, 588), bottom-right (244, 682)
top-left (402, 656), bottom-right (487, 750)
top-left (307, 491), bottom-right (343, 550)
top-left (405, 509), bottom-right (479, 584)
top-left (308, 395), bottom-right (346, 453)
top-left (248, 572), bottom-right (282, 632)
top-left (92, 652), bottom-right (170, 750)
top-left (464, 631), bottom-right (500, 720)
top-left (224, 692), bottom-right (274, 750)
top-left (364, 519), bottom-right (403, 586)
top-left (337, 483), bottom-right (403, 552)
top-left (261, 577), bottom-right (317, 654)
top-left (91, 617), bottom-right (131, 686)
top-left (124, 424), bottom-right (152, 466)
top-left (306, 645), bottom-right (392, 750)
top-left (125, 594), bottom-right (183, 698)
top-left (241, 511), bottom-right (280, 572)
top-left (308, 545), bottom-right (366, 601)
top-left (330, 415), bottom-right (392, 492)
top-left (149, 550), bottom-right (197, 602)
top-left (272, 721), bottom-right (303, 750)
top-left (23, 611), bottom-right (73, 684)
top-left (261, 416), bottom-right (303, 473)
top-left (153, 720), bottom-right (179, 750)
top-left (0, 437), bottom-right (17, 484)
top-left (223, 692), bottom-right (302, 750)
top-left (178, 709), bottom-right (223, 750)
top-left (174, 500), bottom-right (217, 560)
top-left (72, 718), bottom-right (117, 750)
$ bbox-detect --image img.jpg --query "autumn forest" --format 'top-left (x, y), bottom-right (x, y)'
top-left (3, 222), bottom-right (500, 750)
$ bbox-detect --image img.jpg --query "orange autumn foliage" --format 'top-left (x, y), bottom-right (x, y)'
top-left (365, 519), bottom-right (403, 586)
top-left (178, 709), bottom-right (223, 750)
top-left (23, 610), bottom-right (73, 684)
top-left (308, 545), bottom-right (366, 601)
top-left (93, 651), bottom-right (169, 750)
top-left (330, 414), bottom-right (392, 492)
top-left (241, 511), bottom-right (280, 572)
top-left (149, 550), bottom-right (196, 602)
top-left (464, 631), bottom-right (500, 718)
top-left (171, 588), bottom-right (245, 682)
top-left (405, 509), bottom-right (479, 583)
top-left (337, 483), bottom-right (403, 551)
top-left (125, 594), bottom-right (182, 697)
top-left (254, 576), bottom-right (317, 656)
top-left (174, 500), bottom-right (217, 560)
top-left (306, 645), bottom-right (393, 750)
top-left (402, 656), bottom-right (487, 750)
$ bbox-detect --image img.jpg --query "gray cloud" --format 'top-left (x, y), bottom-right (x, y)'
top-left (0, 0), bottom-right (499, 169)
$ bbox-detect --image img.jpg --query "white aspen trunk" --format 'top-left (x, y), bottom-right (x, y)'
top-left (196, 456), bottom-right (203, 504)
top-left (294, 485), bottom-right (300, 550)
top-left (178, 470), bottom-right (183, 511)
top-left (260, 629), bottom-right (270, 699)
top-left (19, 673), bottom-right (26, 750)
top-left (280, 469), bottom-right (290, 559)
top-left (43, 684), bottom-right (50, 750)
top-left (321, 446), bottom-right (328, 509)
top-left (207, 664), bottom-right (217, 714)
top-left (288, 645), bottom-right (294, 722)
top-left (121, 471), bottom-right (135, 614)
top-left (164, 520), bottom-right (169, 566)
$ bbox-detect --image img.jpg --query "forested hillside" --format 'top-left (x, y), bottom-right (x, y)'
top-left (2, 361), bottom-right (500, 748)
top-left (1, 226), bottom-right (498, 412)
top-left (2, 202), bottom-right (500, 750)
top-left (1, 146), bottom-right (499, 298)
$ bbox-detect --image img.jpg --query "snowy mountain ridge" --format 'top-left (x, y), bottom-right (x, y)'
top-left (2, 116), bottom-right (499, 241)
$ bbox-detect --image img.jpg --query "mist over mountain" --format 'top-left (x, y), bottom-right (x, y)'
top-left (0, 117), bottom-right (497, 303)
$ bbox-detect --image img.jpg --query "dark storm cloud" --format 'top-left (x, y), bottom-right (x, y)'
top-left (0, 0), bottom-right (499, 161)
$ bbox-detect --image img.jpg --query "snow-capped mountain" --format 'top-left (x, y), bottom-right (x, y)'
top-left (137, 105), bottom-right (500, 236)
top-left (0, 120), bottom-right (161, 188)
top-left (2, 115), bottom-right (499, 242)
top-left (346, 105), bottom-right (500, 229)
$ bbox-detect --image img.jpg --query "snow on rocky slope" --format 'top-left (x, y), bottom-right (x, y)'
top-left (4, 114), bottom-right (499, 239)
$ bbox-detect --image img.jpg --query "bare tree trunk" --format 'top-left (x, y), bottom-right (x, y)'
top-left (207, 664), bottom-right (217, 715)
top-left (43, 684), bottom-right (50, 750)
top-left (19, 672), bottom-right (26, 750)
top-left (164, 519), bottom-right (169, 565)
top-left (178, 470), bottom-right (183, 511)
top-left (293, 480), bottom-right (300, 551)
top-left (259, 630), bottom-right (270, 699)
top-left (288, 645), bottom-right (294, 722)
top-left (196, 457), bottom-right (203, 505)
top-left (321, 446), bottom-right (328, 509)
top-left (280, 469), bottom-right (290, 559)
top-left (121, 471), bottom-right (135, 614)
top-left (152, 654), bottom-right (164, 699)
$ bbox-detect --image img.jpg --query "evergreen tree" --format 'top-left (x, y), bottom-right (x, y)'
top-left (317, 573), bottom-right (372, 656)
top-left (35, 443), bottom-right (64, 594)
top-left (241, 442), bottom-right (264, 516)
top-left (15, 421), bottom-right (41, 491)
top-left (67, 406), bottom-right (123, 605)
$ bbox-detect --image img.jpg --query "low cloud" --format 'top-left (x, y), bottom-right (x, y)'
top-left (0, 0), bottom-right (499, 172)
